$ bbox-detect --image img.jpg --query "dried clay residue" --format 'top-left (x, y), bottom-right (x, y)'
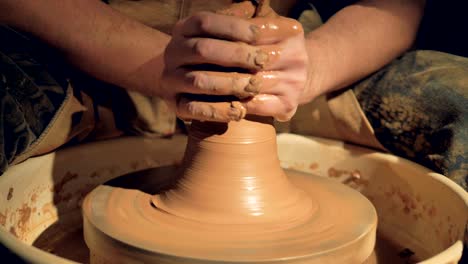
top-left (382, 185), bottom-right (461, 246)
top-left (328, 167), bottom-right (369, 189)
top-left (284, 162), bottom-right (319, 172)
top-left (7, 187), bottom-right (13, 201)
top-left (9, 227), bottom-right (18, 238)
top-left (53, 172), bottom-right (78, 204)
top-left (30, 193), bottom-right (38, 203)
top-left (18, 204), bottom-right (32, 225)
top-left (6, 202), bottom-right (37, 240)
top-left (17, 203), bottom-right (32, 232)
top-left (309, 163), bottom-right (319, 170)
top-left (0, 210), bottom-right (7, 226)
top-left (41, 202), bottom-right (56, 218)
top-left (383, 185), bottom-right (437, 221)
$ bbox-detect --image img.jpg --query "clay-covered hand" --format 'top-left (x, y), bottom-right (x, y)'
top-left (159, 3), bottom-right (308, 122)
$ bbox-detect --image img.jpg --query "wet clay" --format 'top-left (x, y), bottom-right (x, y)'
top-left (177, 97), bottom-right (247, 122)
top-left (35, 224), bottom-right (416, 264)
top-left (83, 117), bottom-right (377, 263)
top-left (151, 118), bottom-right (315, 226)
top-left (82, 1), bottom-right (377, 263)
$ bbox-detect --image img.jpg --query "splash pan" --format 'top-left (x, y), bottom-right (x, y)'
top-left (0, 134), bottom-right (466, 263)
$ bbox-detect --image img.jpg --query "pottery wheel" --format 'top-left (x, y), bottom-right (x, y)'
top-left (83, 119), bottom-right (377, 264)
top-left (83, 1), bottom-right (376, 262)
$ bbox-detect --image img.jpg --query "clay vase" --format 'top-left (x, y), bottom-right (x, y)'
top-left (152, 116), bottom-right (315, 225)
top-left (82, 116), bottom-right (377, 263)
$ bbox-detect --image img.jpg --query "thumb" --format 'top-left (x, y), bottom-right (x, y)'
top-left (217, 0), bottom-right (277, 19)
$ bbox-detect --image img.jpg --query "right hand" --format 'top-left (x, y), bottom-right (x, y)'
top-left (159, 2), bottom-right (308, 122)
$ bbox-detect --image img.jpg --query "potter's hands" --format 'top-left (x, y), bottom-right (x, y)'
top-left (160, 5), bottom-right (308, 122)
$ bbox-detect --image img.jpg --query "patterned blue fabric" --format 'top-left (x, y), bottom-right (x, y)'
top-left (0, 26), bottom-right (69, 173)
top-left (354, 50), bottom-right (468, 189)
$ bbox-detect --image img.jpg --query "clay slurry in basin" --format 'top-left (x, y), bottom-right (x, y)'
top-left (82, 118), bottom-right (377, 263)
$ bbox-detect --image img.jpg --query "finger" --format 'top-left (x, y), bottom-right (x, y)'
top-left (244, 94), bottom-right (297, 122)
top-left (166, 69), bottom-right (254, 97)
top-left (218, 0), bottom-right (276, 20)
top-left (181, 38), bottom-right (280, 70)
top-left (176, 12), bottom-right (258, 43)
top-left (177, 96), bottom-right (247, 122)
top-left (181, 71), bottom-right (279, 99)
top-left (250, 16), bottom-right (304, 45)
top-left (254, 0), bottom-right (275, 18)
top-left (217, 1), bottom-right (256, 18)
top-left (175, 13), bottom-right (303, 46)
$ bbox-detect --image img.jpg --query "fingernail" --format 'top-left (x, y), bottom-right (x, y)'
top-left (254, 50), bottom-right (269, 68)
top-left (229, 101), bottom-right (246, 121)
top-left (245, 76), bottom-right (261, 94)
top-left (249, 25), bottom-right (260, 42)
top-left (275, 108), bottom-right (297, 122)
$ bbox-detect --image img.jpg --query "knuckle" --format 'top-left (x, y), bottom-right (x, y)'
top-left (285, 17), bottom-right (304, 34)
top-left (193, 39), bottom-right (211, 57)
top-left (284, 74), bottom-right (307, 93)
top-left (186, 101), bottom-right (197, 115)
top-left (162, 96), bottom-right (176, 110)
top-left (294, 53), bottom-right (309, 68)
top-left (282, 98), bottom-right (296, 114)
top-left (175, 105), bottom-right (187, 119)
top-left (190, 73), bottom-right (206, 89)
top-left (286, 44), bottom-right (308, 67)
top-left (299, 54), bottom-right (309, 68)
top-left (177, 112), bottom-right (191, 121)
top-left (193, 12), bottom-right (212, 33)
top-left (163, 45), bottom-right (175, 65)
top-left (161, 71), bottom-right (177, 90)
top-left (237, 42), bottom-right (251, 59)
top-left (277, 99), bottom-right (297, 122)
top-left (177, 99), bottom-right (198, 120)
top-left (292, 77), bottom-right (307, 91)
top-left (246, 103), bottom-right (258, 114)
top-left (172, 20), bottom-right (185, 35)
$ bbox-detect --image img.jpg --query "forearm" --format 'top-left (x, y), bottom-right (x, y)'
top-left (0, 0), bottom-right (169, 95)
top-left (303, 0), bottom-right (425, 101)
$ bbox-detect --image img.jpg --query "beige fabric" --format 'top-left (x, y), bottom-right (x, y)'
top-left (11, 83), bottom-right (168, 164)
top-left (125, 91), bottom-right (176, 137)
top-left (10, 83), bottom-right (176, 164)
top-left (284, 90), bottom-right (386, 151)
top-left (109, 0), bottom-right (297, 34)
top-left (11, 85), bottom-right (91, 165)
top-left (328, 90), bottom-right (386, 150)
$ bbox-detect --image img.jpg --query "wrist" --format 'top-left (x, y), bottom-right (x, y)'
top-left (300, 33), bottom-right (332, 104)
top-left (92, 20), bottom-right (170, 97)
top-left (136, 50), bottom-right (167, 97)
top-left (0, 0), bottom-right (33, 29)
